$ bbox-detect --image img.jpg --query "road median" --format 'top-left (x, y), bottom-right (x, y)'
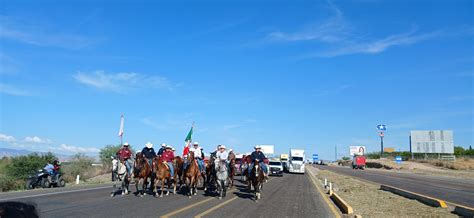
top-left (380, 184), bottom-right (447, 208)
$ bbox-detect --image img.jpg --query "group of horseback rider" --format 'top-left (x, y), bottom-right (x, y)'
top-left (114, 141), bottom-right (269, 184)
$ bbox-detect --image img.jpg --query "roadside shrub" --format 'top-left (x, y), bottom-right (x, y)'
top-left (62, 153), bottom-right (93, 182)
top-left (6, 152), bottom-right (57, 180)
top-left (0, 175), bottom-right (24, 192)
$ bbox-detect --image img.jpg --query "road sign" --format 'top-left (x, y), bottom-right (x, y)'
top-left (395, 156), bottom-right (402, 164)
top-left (377, 124), bottom-right (387, 131)
top-left (312, 154), bottom-right (319, 161)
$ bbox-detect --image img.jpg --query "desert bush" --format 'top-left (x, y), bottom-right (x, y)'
top-left (0, 175), bottom-right (24, 192)
top-left (99, 144), bottom-right (127, 169)
top-left (6, 152), bottom-right (57, 180)
top-left (62, 153), bottom-right (93, 181)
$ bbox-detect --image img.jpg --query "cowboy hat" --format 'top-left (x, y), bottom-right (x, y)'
top-left (172, 147), bottom-right (176, 151)
top-left (166, 145), bottom-right (172, 149)
top-left (123, 142), bottom-right (130, 146)
top-left (220, 145), bottom-right (226, 149)
top-left (254, 145), bottom-right (261, 149)
top-left (193, 142), bottom-right (199, 146)
top-left (145, 142), bottom-right (153, 148)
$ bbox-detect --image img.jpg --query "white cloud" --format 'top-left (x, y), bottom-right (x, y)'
top-left (74, 71), bottom-right (173, 93)
top-left (0, 83), bottom-right (32, 96)
top-left (0, 133), bottom-right (16, 142)
top-left (267, 1), bottom-right (349, 43)
top-left (266, 1), bottom-right (473, 58)
top-left (0, 16), bottom-right (101, 49)
top-left (55, 144), bottom-right (100, 153)
top-left (319, 30), bottom-right (442, 57)
top-left (24, 136), bottom-right (52, 144)
top-left (222, 124), bottom-right (241, 131)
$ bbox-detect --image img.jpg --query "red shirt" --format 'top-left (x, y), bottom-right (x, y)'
top-left (117, 147), bottom-right (132, 160)
top-left (162, 150), bottom-right (175, 162)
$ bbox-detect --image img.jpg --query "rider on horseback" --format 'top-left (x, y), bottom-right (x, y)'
top-left (116, 142), bottom-right (133, 178)
top-left (216, 145), bottom-right (229, 172)
top-left (162, 145), bottom-right (175, 180)
top-left (248, 145), bottom-right (268, 176)
top-left (190, 142), bottom-right (205, 173)
top-left (157, 143), bottom-right (166, 156)
top-left (141, 142), bottom-right (156, 167)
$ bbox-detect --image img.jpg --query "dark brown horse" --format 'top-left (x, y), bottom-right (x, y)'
top-left (184, 151), bottom-right (199, 198)
top-left (152, 156), bottom-right (177, 197)
top-left (133, 152), bottom-right (152, 197)
top-left (205, 155), bottom-right (216, 191)
top-left (228, 157), bottom-right (236, 187)
top-left (248, 160), bottom-right (265, 202)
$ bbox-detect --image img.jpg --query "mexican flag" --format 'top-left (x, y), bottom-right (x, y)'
top-left (183, 124), bottom-right (193, 156)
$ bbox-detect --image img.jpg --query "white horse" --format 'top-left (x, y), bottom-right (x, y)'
top-left (111, 157), bottom-right (130, 197)
top-left (215, 160), bottom-right (228, 200)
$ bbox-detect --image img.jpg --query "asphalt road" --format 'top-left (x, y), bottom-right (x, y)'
top-left (0, 172), bottom-right (336, 218)
top-left (314, 165), bottom-right (474, 208)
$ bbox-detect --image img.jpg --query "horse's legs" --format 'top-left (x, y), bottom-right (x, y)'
top-left (173, 176), bottom-right (177, 194)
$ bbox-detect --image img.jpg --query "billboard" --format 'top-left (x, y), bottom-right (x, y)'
top-left (410, 130), bottom-right (454, 154)
top-left (259, 145), bottom-right (274, 155)
top-left (350, 146), bottom-right (366, 156)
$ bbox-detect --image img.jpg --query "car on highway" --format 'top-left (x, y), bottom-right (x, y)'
top-left (268, 161), bottom-right (283, 176)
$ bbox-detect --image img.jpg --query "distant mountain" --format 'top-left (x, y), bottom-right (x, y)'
top-left (0, 147), bottom-right (82, 162)
top-left (0, 147), bottom-right (35, 157)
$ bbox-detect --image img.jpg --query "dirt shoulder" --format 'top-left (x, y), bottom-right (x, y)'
top-left (307, 166), bottom-right (456, 217)
top-left (364, 159), bottom-right (474, 179)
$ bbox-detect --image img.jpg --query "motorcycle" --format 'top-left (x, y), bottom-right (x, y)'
top-left (25, 169), bottom-right (66, 189)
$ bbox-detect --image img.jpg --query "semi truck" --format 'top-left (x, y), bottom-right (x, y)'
top-left (288, 149), bottom-right (305, 174)
top-left (280, 154), bottom-right (289, 171)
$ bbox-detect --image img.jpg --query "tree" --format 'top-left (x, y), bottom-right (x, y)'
top-left (99, 144), bottom-right (121, 169)
top-left (6, 152), bottom-right (57, 179)
top-left (454, 146), bottom-right (465, 156)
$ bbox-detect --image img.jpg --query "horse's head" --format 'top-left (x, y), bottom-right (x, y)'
top-left (188, 151), bottom-right (195, 161)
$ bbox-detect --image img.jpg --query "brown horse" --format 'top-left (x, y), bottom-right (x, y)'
top-left (173, 156), bottom-right (185, 191)
top-left (228, 157), bottom-right (236, 187)
top-left (248, 160), bottom-right (265, 202)
top-left (133, 152), bottom-right (152, 197)
top-left (184, 151), bottom-right (200, 198)
top-left (152, 156), bottom-right (177, 197)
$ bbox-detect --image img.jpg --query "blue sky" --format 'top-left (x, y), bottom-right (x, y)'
top-left (0, 0), bottom-right (472, 160)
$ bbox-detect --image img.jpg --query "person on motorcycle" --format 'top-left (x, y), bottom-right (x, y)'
top-left (248, 145), bottom-right (268, 176)
top-left (116, 142), bottom-right (133, 178)
top-left (43, 162), bottom-right (54, 183)
top-left (141, 142), bottom-right (156, 167)
top-left (157, 143), bottom-right (166, 156)
top-left (162, 145), bottom-right (175, 179)
top-left (52, 160), bottom-right (61, 182)
top-left (190, 142), bottom-right (205, 173)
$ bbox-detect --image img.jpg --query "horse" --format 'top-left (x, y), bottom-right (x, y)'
top-left (173, 156), bottom-right (185, 191)
top-left (248, 160), bottom-right (265, 201)
top-left (205, 155), bottom-right (217, 191)
top-left (228, 157), bottom-right (236, 187)
top-left (215, 160), bottom-right (228, 199)
top-left (133, 152), bottom-right (152, 197)
top-left (111, 156), bottom-right (130, 197)
top-left (184, 151), bottom-right (200, 198)
top-left (152, 156), bottom-right (177, 197)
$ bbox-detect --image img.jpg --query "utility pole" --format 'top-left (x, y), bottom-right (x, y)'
top-left (335, 145), bottom-right (337, 161)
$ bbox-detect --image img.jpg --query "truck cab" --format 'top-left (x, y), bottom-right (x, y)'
top-left (288, 149), bottom-right (305, 174)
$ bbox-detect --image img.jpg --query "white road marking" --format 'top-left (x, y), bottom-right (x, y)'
top-left (0, 186), bottom-right (111, 201)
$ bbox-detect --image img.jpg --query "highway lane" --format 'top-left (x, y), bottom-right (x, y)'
top-left (0, 172), bottom-right (336, 217)
top-left (314, 165), bottom-right (474, 208)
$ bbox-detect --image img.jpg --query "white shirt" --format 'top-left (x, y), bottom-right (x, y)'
top-left (217, 151), bottom-right (228, 161)
top-left (190, 146), bottom-right (202, 159)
